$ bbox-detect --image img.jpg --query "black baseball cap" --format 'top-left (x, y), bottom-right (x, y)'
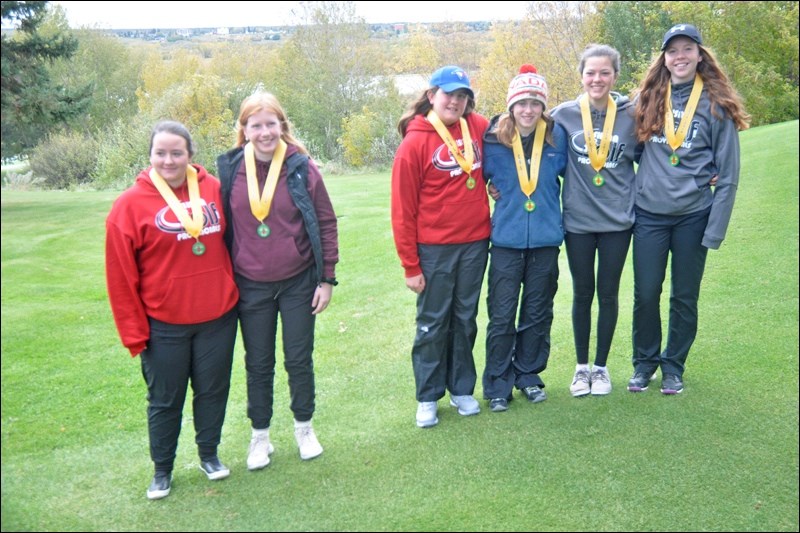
top-left (661, 23), bottom-right (703, 50)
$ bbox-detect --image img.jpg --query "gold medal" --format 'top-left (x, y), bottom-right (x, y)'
top-left (245, 140), bottom-right (286, 237)
top-left (580, 94), bottom-right (616, 187)
top-left (427, 111), bottom-right (475, 183)
top-left (665, 74), bottom-right (703, 167)
top-left (149, 166), bottom-right (206, 257)
top-left (525, 199), bottom-right (535, 212)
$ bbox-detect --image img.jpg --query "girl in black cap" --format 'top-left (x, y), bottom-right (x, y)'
top-left (628, 24), bottom-right (750, 395)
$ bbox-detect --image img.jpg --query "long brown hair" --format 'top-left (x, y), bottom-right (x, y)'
top-left (634, 45), bottom-right (750, 142)
top-left (235, 92), bottom-right (309, 155)
top-left (397, 88), bottom-right (476, 138)
top-left (492, 111), bottom-right (556, 149)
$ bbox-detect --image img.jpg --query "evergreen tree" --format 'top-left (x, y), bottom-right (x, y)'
top-left (1, 1), bottom-right (90, 158)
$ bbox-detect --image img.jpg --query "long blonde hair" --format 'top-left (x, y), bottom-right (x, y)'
top-left (235, 92), bottom-right (309, 155)
top-left (634, 45), bottom-right (750, 142)
top-left (397, 88), bottom-right (476, 138)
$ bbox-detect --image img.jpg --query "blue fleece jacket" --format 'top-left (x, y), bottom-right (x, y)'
top-left (483, 114), bottom-right (567, 249)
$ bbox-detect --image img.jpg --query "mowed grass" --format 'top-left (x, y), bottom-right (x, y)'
top-left (1, 121), bottom-right (797, 531)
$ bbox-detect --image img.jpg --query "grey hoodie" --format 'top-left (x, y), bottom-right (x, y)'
top-left (551, 92), bottom-right (640, 234)
top-left (634, 80), bottom-right (741, 249)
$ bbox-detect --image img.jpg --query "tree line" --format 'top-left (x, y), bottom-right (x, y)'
top-left (1, 0), bottom-right (797, 189)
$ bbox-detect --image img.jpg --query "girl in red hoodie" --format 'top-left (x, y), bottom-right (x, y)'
top-left (392, 66), bottom-right (491, 428)
top-left (106, 121), bottom-right (239, 500)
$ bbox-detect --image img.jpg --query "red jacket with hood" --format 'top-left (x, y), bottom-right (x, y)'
top-left (391, 112), bottom-right (491, 277)
top-left (105, 164), bottom-right (238, 357)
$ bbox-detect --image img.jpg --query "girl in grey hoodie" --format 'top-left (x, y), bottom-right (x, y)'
top-left (628, 24), bottom-right (749, 395)
top-left (551, 44), bottom-right (641, 398)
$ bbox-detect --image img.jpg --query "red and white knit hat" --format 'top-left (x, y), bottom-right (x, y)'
top-left (506, 64), bottom-right (548, 111)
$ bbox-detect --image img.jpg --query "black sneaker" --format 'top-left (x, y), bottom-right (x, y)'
top-left (489, 398), bottom-right (508, 412)
top-left (660, 374), bottom-right (684, 395)
top-left (521, 385), bottom-right (547, 403)
top-left (199, 457), bottom-right (230, 480)
top-left (146, 472), bottom-right (172, 500)
top-left (627, 372), bottom-right (654, 392)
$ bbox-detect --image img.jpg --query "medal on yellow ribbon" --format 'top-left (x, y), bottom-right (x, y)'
top-left (245, 140), bottom-right (287, 238)
top-left (511, 119), bottom-right (546, 213)
top-left (427, 111), bottom-right (475, 189)
top-left (149, 165), bottom-right (205, 256)
top-left (579, 94), bottom-right (616, 188)
top-left (665, 74), bottom-right (704, 167)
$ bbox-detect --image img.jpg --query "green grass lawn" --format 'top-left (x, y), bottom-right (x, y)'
top-left (2, 121), bottom-right (798, 531)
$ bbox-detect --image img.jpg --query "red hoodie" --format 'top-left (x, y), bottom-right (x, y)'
top-left (105, 164), bottom-right (238, 357)
top-left (391, 112), bottom-right (491, 277)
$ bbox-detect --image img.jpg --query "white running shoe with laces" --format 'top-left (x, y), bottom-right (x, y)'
top-left (590, 367), bottom-right (612, 396)
top-left (294, 421), bottom-right (323, 460)
top-left (570, 368), bottom-right (591, 397)
top-left (247, 429), bottom-right (275, 471)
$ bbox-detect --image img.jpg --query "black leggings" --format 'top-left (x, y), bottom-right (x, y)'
top-left (564, 230), bottom-right (631, 366)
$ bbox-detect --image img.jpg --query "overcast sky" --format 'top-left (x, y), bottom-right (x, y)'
top-left (52, 1), bottom-right (530, 29)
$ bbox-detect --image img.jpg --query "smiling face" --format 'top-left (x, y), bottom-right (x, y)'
top-left (511, 98), bottom-right (544, 137)
top-left (582, 55), bottom-right (617, 108)
top-left (664, 36), bottom-right (702, 84)
top-left (150, 132), bottom-right (190, 187)
top-left (429, 88), bottom-right (469, 126)
top-left (243, 109), bottom-right (283, 161)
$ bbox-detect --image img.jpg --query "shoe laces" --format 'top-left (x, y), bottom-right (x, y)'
top-left (419, 401), bottom-right (436, 413)
top-left (249, 432), bottom-right (270, 451)
top-left (296, 425), bottom-right (314, 441)
top-left (573, 370), bottom-right (590, 384)
top-left (591, 369), bottom-right (609, 383)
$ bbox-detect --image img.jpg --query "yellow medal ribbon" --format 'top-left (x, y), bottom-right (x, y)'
top-left (511, 120), bottom-right (547, 199)
top-left (579, 93), bottom-right (617, 173)
top-left (665, 74), bottom-right (704, 153)
top-left (426, 110), bottom-right (474, 179)
top-left (149, 165), bottom-right (203, 239)
top-left (244, 139), bottom-right (287, 223)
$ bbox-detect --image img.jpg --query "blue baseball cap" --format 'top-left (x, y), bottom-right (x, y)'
top-left (661, 23), bottom-right (703, 50)
top-left (429, 65), bottom-right (474, 98)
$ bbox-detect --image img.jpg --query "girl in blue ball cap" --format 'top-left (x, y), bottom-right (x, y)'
top-left (391, 65), bottom-right (490, 428)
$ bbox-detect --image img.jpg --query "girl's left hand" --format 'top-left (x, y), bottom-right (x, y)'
top-left (312, 282), bottom-right (333, 315)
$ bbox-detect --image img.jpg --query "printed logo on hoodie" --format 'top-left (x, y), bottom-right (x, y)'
top-left (154, 200), bottom-right (223, 241)
top-left (569, 130), bottom-right (628, 170)
top-left (432, 139), bottom-right (483, 177)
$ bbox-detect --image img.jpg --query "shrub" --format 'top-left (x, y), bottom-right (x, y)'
top-left (339, 106), bottom-right (401, 169)
top-left (93, 115), bottom-right (152, 190)
top-left (1, 170), bottom-right (44, 190)
top-left (28, 131), bottom-right (99, 189)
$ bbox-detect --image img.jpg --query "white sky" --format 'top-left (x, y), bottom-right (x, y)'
top-left (53, 1), bottom-right (530, 29)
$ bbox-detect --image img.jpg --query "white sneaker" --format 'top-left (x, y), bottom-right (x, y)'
top-left (570, 368), bottom-right (591, 397)
top-left (416, 401), bottom-right (438, 428)
top-left (294, 422), bottom-right (323, 460)
top-left (247, 430), bottom-right (275, 471)
top-left (449, 394), bottom-right (480, 416)
top-left (590, 367), bottom-right (612, 396)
